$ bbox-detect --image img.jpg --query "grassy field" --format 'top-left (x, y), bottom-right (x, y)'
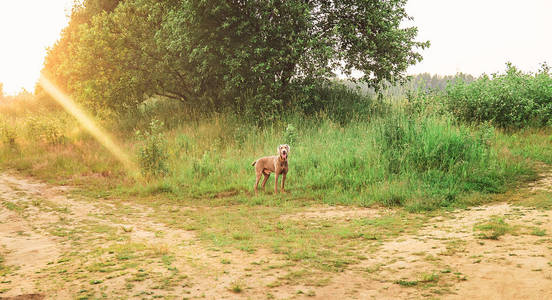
top-left (0, 160), bottom-right (550, 298)
top-left (1, 72), bottom-right (552, 298)
top-left (1, 92), bottom-right (548, 212)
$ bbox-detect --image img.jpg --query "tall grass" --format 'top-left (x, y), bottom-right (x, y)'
top-left (0, 96), bottom-right (126, 186)
top-left (127, 106), bottom-right (530, 211)
top-left (0, 85), bottom-right (537, 211)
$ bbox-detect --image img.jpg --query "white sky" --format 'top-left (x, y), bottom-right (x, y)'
top-left (406, 0), bottom-right (552, 76)
top-left (0, 0), bottom-right (72, 95)
top-left (0, 0), bottom-right (551, 95)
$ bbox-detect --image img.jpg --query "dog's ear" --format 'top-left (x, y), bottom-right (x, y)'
top-left (277, 145), bottom-right (282, 153)
top-left (285, 144), bottom-right (290, 152)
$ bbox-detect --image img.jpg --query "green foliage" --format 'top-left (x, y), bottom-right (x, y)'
top-left (444, 63), bottom-right (552, 128)
top-left (283, 124), bottom-right (298, 146)
top-left (0, 83), bottom-right (539, 212)
top-left (26, 116), bottom-right (67, 145)
top-left (0, 254), bottom-right (12, 277)
top-left (120, 105), bottom-right (525, 211)
top-left (44, 0), bottom-right (427, 117)
top-left (0, 122), bottom-right (17, 148)
top-left (531, 227), bottom-right (546, 237)
top-left (377, 111), bottom-right (491, 176)
top-left (394, 280), bottom-right (418, 287)
top-left (135, 119), bottom-right (169, 177)
top-left (292, 82), bottom-right (387, 125)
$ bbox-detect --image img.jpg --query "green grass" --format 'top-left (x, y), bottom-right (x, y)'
top-left (1, 88), bottom-right (550, 298)
top-left (474, 216), bottom-right (515, 240)
top-left (395, 280), bottom-right (418, 287)
top-left (142, 203), bottom-right (427, 272)
top-left (531, 227), bottom-right (547, 237)
top-left (229, 281), bottom-right (243, 293)
top-left (497, 128), bottom-right (552, 164)
top-left (0, 88), bottom-right (544, 213)
top-left (0, 255), bottom-right (11, 277)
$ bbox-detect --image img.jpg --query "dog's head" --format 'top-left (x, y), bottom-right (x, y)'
top-left (278, 144), bottom-right (290, 160)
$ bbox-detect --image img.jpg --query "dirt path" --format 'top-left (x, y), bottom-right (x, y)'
top-left (0, 172), bottom-right (551, 299)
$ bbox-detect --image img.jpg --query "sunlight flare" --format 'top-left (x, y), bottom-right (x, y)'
top-left (38, 74), bottom-right (140, 177)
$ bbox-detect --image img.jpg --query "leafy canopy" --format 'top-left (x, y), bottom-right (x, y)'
top-left (43, 0), bottom-right (428, 116)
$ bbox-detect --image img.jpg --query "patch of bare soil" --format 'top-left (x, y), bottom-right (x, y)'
top-left (281, 205), bottom-right (384, 221)
top-left (0, 294), bottom-right (45, 300)
top-left (0, 175), bottom-right (61, 297)
top-left (302, 175), bottom-right (552, 299)
top-left (528, 170), bottom-right (552, 192)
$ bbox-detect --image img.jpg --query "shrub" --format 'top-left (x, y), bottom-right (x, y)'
top-left (367, 109), bottom-right (504, 210)
top-left (375, 109), bottom-right (492, 175)
top-left (0, 122), bottom-right (17, 148)
top-left (292, 82), bottom-right (386, 125)
top-left (444, 63), bottom-right (552, 128)
top-left (26, 116), bottom-right (67, 145)
top-left (283, 124), bottom-right (298, 146)
top-left (135, 119), bottom-right (169, 177)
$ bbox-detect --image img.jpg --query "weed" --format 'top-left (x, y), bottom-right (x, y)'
top-left (89, 279), bottom-right (103, 285)
top-left (0, 123), bottom-right (17, 148)
top-left (475, 217), bottom-right (514, 240)
top-left (0, 255), bottom-right (12, 277)
top-left (229, 281), bottom-right (243, 293)
top-left (531, 228), bottom-right (547, 237)
top-left (420, 273), bottom-right (439, 283)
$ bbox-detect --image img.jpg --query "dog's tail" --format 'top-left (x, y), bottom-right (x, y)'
top-left (251, 160), bottom-right (257, 166)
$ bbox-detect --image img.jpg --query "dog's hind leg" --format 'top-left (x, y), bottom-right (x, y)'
top-left (254, 172), bottom-right (262, 195)
top-left (261, 173), bottom-right (270, 190)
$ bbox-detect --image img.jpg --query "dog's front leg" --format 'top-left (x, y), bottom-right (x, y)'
top-left (281, 173), bottom-right (286, 193)
top-left (274, 172), bottom-right (279, 194)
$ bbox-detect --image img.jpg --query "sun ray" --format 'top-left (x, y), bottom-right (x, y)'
top-left (38, 74), bottom-right (140, 178)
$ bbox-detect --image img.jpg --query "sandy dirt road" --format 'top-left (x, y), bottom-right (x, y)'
top-left (0, 171), bottom-right (551, 299)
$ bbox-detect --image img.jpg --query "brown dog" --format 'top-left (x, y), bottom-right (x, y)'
top-left (252, 144), bottom-right (290, 194)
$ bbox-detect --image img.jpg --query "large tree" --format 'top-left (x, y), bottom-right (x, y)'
top-left (44, 0), bottom-right (428, 115)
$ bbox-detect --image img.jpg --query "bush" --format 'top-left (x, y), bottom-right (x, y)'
top-left (445, 63), bottom-right (552, 128)
top-left (283, 124), bottom-right (298, 146)
top-left (291, 82), bottom-right (386, 125)
top-left (0, 122), bottom-right (17, 149)
top-left (367, 109), bottom-right (504, 210)
top-left (135, 119), bottom-right (169, 178)
top-left (26, 116), bottom-right (67, 145)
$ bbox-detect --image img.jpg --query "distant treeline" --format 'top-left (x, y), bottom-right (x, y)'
top-left (344, 73), bottom-right (476, 99)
